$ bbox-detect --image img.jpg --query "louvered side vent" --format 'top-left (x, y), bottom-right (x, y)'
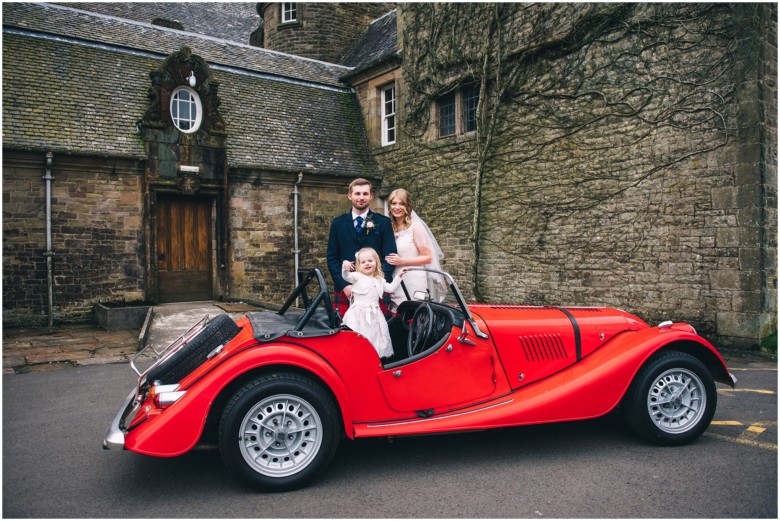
top-left (519, 334), bottom-right (568, 362)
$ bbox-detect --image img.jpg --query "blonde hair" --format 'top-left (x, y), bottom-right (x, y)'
top-left (388, 188), bottom-right (413, 231)
top-left (355, 247), bottom-right (384, 279)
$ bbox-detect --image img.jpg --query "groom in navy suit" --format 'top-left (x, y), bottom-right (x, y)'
top-left (327, 178), bottom-right (397, 317)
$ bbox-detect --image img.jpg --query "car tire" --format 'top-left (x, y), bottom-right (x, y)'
top-left (623, 350), bottom-right (716, 446)
top-left (146, 314), bottom-right (240, 385)
top-left (218, 373), bottom-right (340, 491)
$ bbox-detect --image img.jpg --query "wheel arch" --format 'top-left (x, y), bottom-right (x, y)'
top-left (654, 340), bottom-right (734, 387)
top-left (201, 362), bottom-right (350, 447)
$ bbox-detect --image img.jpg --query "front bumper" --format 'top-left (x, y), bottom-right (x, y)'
top-left (102, 388), bottom-right (136, 450)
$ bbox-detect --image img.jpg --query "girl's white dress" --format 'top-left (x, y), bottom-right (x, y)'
top-left (341, 267), bottom-right (402, 358)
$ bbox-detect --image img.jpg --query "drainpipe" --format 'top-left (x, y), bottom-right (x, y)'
top-left (43, 151), bottom-right (54, 327)
top-left (293, 172), bottom-right (303, 294)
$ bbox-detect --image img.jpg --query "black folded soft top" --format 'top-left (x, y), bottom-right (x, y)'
top-left (248, 309), bottom-right (340, 343)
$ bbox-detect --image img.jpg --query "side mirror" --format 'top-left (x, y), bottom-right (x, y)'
top-left (457, 323), bottom-right (477, 346)
top-left (412, 290), bottom-right (430, 302)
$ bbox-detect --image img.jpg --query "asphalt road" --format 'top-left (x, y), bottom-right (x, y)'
top-left (3, 359), bottom-right (776, 518)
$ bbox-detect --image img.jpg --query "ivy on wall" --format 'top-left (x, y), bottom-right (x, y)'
top-left (394, 3), bottom-right (765, 302)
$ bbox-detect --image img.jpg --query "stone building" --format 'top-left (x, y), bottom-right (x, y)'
top-left (2, 2), bottom-right (386, 325)
top-left (3, 3), bottom-right (776, 350)
top-left (372, 4), bottom-right (778, 351)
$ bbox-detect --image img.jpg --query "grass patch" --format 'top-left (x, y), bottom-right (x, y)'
top-left (760, 331), bottom-right (777, 360)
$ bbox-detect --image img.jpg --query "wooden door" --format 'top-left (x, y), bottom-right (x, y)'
top-left (156, 195), bottom-right (213, 303)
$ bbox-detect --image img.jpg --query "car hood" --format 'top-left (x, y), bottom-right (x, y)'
top-left (469, 304), bottom-right (649, 361)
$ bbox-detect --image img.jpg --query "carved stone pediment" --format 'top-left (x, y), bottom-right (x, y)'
top-left (139, 46), bottom-right (226, 136)
top-left (140, 46), bottom-right (227, 188)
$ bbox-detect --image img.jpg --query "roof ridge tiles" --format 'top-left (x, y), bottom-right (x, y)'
top-left (39, 2), bottom-right (354, 71)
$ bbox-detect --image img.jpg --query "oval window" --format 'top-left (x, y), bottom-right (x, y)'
top-left (170, 86), bottom-right (202, 133)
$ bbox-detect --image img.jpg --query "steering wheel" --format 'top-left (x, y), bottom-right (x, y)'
top-left (407, 303), bottom-right (434, 357)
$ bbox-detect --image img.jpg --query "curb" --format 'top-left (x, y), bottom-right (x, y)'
top-left (138, 306), bottom-right (154, 352)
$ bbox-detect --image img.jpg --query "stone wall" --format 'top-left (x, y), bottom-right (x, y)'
top-left (373, 3), bottom-right (777, 349)
top-left (759, 8), bottom-right (778, 340)
top-left (226, 171), bottom-right (374, 304)
top-left (261, 3), bottom-right (395, 64)
top-left (3, 152), bottom-right (146, 326)
top-left (2, 153), bottom-right (371, 325)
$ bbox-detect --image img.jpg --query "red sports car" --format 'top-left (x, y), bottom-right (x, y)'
top-left (104, 268), bottom-right (736, 491)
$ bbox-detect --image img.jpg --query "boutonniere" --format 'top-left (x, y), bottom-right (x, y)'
top-left (364, 214), bottom-right (375, 235)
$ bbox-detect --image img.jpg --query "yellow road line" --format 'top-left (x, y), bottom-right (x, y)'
top-left (710, 420), bottom-right (777, 427)
top-left (718, 388), bottom-right (776, 394)
top-left (711, 420), bottom-right (777, 428)
top-left (708, 421), bottom-right (776, 447)
top-left (738, 425), bottom-right (767, 441)
top-left (704, 432), bottom-right (777, 451)
top-left (705, 432), bottom-right (777, 451)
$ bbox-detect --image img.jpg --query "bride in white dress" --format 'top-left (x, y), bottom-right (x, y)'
top-left (384, 189), bottom-right (445, 309)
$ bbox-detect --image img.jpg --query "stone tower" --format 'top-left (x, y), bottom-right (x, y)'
top-left (258, 2), bottom-right (395, 64)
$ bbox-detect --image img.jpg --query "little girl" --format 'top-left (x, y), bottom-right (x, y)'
top-left (341, 247), bottom-right (406, 359)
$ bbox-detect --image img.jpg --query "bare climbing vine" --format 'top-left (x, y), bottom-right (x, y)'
top-left (393, 3), bottom-right (765, 301)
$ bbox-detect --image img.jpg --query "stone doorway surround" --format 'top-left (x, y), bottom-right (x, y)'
top-left (139, 46), bottom-right (229, 304)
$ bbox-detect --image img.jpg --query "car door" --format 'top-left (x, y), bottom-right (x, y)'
top-left (376, 325), bottom-right (496, 414)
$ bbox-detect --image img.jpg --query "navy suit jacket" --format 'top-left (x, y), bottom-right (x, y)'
top-left (327, 210), bottom-right (397, 291)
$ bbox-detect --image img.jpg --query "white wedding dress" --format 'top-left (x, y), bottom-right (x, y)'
top-left (390, 213), bottom-right (445, 308)
top-left (391, 222), bottom-right (429, 306)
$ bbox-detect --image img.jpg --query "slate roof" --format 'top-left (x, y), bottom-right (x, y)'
top-left (341, 9), bottom-right (398, 76)
top-left (59, 2), bottom-right (260, 45)
top-left (2, 2), bottom-right (377, 177)
top-left (4, 3), bottom-right (348, 87)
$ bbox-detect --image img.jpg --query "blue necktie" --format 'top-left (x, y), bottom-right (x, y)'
top-left (355, 216), bottom-right (364, 235)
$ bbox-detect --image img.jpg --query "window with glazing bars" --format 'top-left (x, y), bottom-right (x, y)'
top-left (439, 93), bottom-right (456, 137)
top-left (463, 84), bottom-right (480, 133)
top-left (282, 3), bottom-right (297, 23)
top-left (171, 88), bottom-right (199, 132)
top-left (381, 84), bottom-right (396, 146)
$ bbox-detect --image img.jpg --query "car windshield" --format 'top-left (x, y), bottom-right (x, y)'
top-left (399, 268), bottom-right (458, 306)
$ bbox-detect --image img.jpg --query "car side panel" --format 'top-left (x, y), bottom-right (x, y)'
top-left (473, 306), bottom-right (639, 391)
top-left (125, 329), bottom-right (446, 456)
top-left (354, 326), bottom-right (727, 438)
top-left (481, 307), bottom-right (578, 390)
top-left (125, 343), bottom-right (358, 456)
top-left (302, 331), bottom-right (424, 422)
top-left (376, 328), bottom-right (497, 412)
